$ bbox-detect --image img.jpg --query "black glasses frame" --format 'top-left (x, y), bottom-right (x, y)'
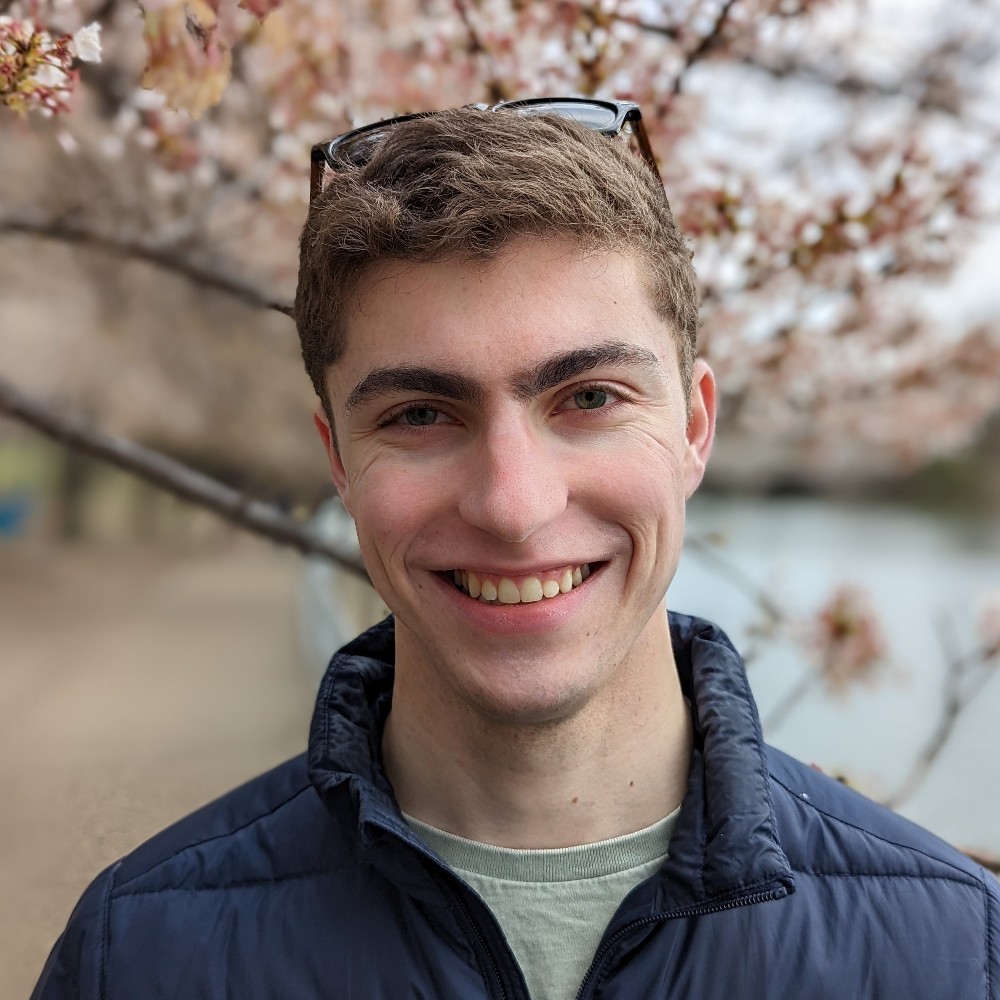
top-left (309, 97), bottom-right (660, 205)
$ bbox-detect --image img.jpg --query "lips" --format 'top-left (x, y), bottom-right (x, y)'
top-left (445, 564), bottom-right (594, 604)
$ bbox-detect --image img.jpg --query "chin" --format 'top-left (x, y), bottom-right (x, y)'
top-left (456, 659), bottom-right (606, 729)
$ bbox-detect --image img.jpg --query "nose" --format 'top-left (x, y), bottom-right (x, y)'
top-left (457, 420), bottom-right (569, 544)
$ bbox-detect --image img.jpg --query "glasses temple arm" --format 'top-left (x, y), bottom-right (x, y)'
top-left (630, 119), bottom-right (661, 184)
top-left (310, 159), bottom-right (325, 206)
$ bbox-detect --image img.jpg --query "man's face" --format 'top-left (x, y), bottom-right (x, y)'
top-left (318, 238), bottom-right (715, 727)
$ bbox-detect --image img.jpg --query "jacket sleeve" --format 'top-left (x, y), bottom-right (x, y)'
top-left (31, 864), bottom-right (119, 1000)
top-left (988, 870), bottom-right (1000, 1000)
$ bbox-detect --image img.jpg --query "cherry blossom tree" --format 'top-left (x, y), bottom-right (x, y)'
top-left (2, 0), bottom-right (999, 856)
top-left (4, 0), bottom-right (999, 478)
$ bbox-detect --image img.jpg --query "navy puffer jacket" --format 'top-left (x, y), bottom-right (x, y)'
top-left (33, 613), bottom-right (1000, 999)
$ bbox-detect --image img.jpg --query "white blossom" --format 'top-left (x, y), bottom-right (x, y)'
top-left (69, 22), bottom-right (101, 64)
top-left (33, 63), bottom-right (68, 88)
top-left (132, 88), bottom-right (167, 111)
top-left (801, 222), bottom-right (823, 245)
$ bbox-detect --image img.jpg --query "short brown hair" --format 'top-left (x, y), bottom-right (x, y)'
top-left (295, 107), bottom-right (699, 415)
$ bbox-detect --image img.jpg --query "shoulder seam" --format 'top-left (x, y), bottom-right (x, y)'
top-left (99, 861), bottom-right (120, 1000)
top-left (983, 866), bottom-right (995, 1000)
top-left (792, 868), bottom-right (982, 887)
top-left (114, 866), bottom-right (350, 899)
top-left (111, 782), bottom-right (315, 896)
top-left (770, 771), bottom-right (980, 885)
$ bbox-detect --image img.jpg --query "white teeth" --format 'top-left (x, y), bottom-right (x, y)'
top-left (452, 564), bottom-right (595, 604)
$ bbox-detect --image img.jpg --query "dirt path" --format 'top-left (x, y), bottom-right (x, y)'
top-left (0, 537), bottom-right (317, 1000)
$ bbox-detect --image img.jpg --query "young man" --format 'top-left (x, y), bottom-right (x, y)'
top-left (34, 101), bottom-right (999, 999)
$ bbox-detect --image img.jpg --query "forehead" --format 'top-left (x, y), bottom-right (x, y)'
top-left (339, 238), bottom-right (670, 371)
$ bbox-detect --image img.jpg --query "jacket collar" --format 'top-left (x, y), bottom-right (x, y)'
top-left (308, 612), bottom-right (793, 908)
top-left (654, 612), bottom-right (794, 908)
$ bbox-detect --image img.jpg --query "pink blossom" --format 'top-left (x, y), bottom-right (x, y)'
top-left (0, 15), bottom-right (76, 116)
top-left (810, 586), bottom-right (887, 692)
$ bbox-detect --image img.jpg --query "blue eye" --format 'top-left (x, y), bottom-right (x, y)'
top-left (573, 389), bottom-right (609, 410)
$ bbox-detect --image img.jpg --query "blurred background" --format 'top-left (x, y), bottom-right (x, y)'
top-left (2, 0), bottom-right (1000, 996)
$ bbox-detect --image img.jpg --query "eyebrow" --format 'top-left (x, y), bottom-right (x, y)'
top-left (344, 367), bottom-right (486, 413)
top-left (510, 342), bottom-right (662, 400)
top-left (343, 341), bottom-right (663, 414)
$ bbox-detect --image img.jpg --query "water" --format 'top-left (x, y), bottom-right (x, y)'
top-left (674, 494), bottom-right (1000, 853)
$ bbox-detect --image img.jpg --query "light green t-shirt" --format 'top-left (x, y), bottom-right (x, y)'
top-left (405, 811), bottom-right (677, 1000)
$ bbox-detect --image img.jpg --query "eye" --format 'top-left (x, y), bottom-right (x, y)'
top-left (557, 384), bottom-right (625, 413)
top-left (377, 402), bottom-right (456, 430)
top-left (571, 388), bottom-right (609, 410)
top-left (401, 405), bottom-right (442, 426)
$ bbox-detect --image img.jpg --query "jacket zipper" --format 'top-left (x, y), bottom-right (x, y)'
top-left (447, 882), bottom-right (510, 1000)
top-left (574, 882), bottom-right (790, 1000)
top-left (370, 819), bottom-right (514, 1000)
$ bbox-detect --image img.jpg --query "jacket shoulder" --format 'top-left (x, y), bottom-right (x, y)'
top-left (766, 746), bottom-right (1000, 992)
top-left (31, 864), bottom-right (116, 1000)
top-left (766, 744), bottom-right (993, 885)
top-left (32, 756), bottom-right (356, 999)
top-left (109, 753), bottom-right (339, 896)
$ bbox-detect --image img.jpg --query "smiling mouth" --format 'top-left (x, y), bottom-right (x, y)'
top-left (442, 564), bottom-right (598, 605)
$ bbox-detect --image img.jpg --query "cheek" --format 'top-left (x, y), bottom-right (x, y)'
top-left (590, 437), bottom-right (686, 512)
top-left (585, 443), bottom-right (687, 556)
top-left (350, 463), bottom-right (454, 557)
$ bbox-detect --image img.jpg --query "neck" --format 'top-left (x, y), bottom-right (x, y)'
top-left (382, 619), bottom-right (692, 849)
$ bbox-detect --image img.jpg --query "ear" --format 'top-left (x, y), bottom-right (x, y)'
top-left (684, 359), bottom-right (716, 499)
top-left (313, 407), bottom-right (352, 509)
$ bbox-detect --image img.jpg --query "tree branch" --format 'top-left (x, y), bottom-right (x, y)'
top-left (762, 670), bottom-right (818, 733)
top-left (452, 0), bottom-right (508, 104)
top-left (91, 0), bottom-right (123, 24)
top-left (0, 215), bottom-right (294, 317)
top-left (737, 52), bottom-right (905, 100)
top-left (885, 616), bottom-right (1000, 808)
top-left (0, 373), bottom-right (369, 579)
top-left (672, 0), bottom-right (740, 96)
top-left (603, 10), bottom-right (679, 41)
top-left (685, 532), bottom-right (786, 629)
top-left (733, 51), bottom-right (978, 116)
top-left (685, 532), bottom-right (1000, 828)
top-left (453, 0), bottom-right (508, 104)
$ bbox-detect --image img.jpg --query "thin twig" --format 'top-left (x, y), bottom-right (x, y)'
top-left (762, 669), bottom-right (818, 733)
top-left (453, 0), bottom-right (507, 104)
top-left (737, 53), bottom-right (905, 100)
top-left (0, 215), bottom-right (294, 317)
top-left (604, 10), bottom-right (680, 40)
top-left (0, 374), bottom-right (369, 579)
top-left (684, 532), bottom-right (786, 628)
top-left (91, 0), bottom-right (123, 24)
top-left (672, 0), bottom-right (740, 96)
top-left (885, 616), bottom-right (1000, 809)
top-left (736, 37), bottom-right (1000, 117)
